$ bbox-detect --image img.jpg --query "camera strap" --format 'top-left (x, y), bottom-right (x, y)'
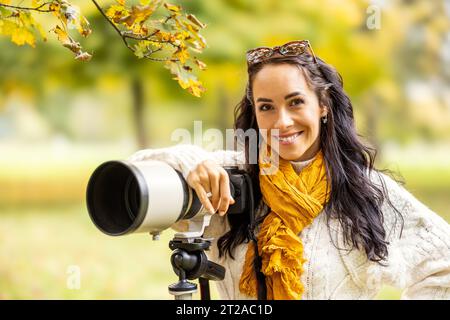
top-left (244, 173), bottom-right (267, 300)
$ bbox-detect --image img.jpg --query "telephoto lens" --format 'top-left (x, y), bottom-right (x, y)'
top-left (86, 160), bottom-right (248, 236)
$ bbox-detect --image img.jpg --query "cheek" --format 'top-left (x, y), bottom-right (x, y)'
top-left (255, 114), bottom-right (273, 139)
top-left (306, 116), bottom-right (321, 132)
top-left (255, 112), bottom-right (269, 128)
top-left (259, 129), bottom-right (271, 146)
top-left (301, 109), bottom-right (321, 131)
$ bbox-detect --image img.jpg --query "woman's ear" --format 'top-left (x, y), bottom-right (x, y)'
top-left (320, 105), bottom-right (328, 118)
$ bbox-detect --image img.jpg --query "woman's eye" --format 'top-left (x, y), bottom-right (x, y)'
top-left (259, 104), bottom-right (272, 111)
top-left (290, 98), bottom-right (304, 106)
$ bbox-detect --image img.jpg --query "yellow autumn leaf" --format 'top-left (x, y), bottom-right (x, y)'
top-left (163, 3), bottom-right (181, 13)
top-left (186, 78), bottom-right (205, 97)
top-left (174, 47), bottom-right (189, 63)
top-left (0, 19), bottom-right (17, 36)
top-left (176, 77), bottom-right (189, 89)
top-left (106, 5), bottom-right (128, 23)
top-left (121, 4), bottom-right (158, 26)
top-left (156, 31), bottom-right (171, 42)
top-left (183, 23), bottom-right (207, 49)
top-left (134, 42), bottom-right (147, 59)
top-left (117, 0), bottom-right (126, 5)
top-left (173, 72), bottom-right (205, 97)
top-left (11, 27), bottom-right (35, 47)
top-left (148, 40), bottom-right (163, 49)
top-left (165, 55), bottom-right (206, 96)
top-left (18, 11), bottom-right (32, 26)
top-left (49, 2), bottom-right (61, 18)
top-left (2, 12), bottom-right (37, 48)
top-left (17, 11), bottom-right (47, 42)
top-left (77, 15), bottom-right (91, 37)
top-left (129, 23), bottom-right (145, 36)
top-left (194, 58), bottom-right (207, 70)
top-left (60, 3), bottom-right (91, 38)
top-left (175, 30), bottom-right (190, 41)
top-left (52, 25), bottom-right (70, 44)
top-left (186, 14), bottom-right (206, 29)
top-left (35, 22), bottom-right (48, 41)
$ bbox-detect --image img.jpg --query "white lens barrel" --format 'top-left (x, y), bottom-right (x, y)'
top-left (131, 160), bottom-right (187, 234)
top-left (86, 160), bottom-right (205, 236)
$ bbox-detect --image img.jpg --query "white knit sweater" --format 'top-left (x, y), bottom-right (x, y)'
top-left (128, 144), bottom-right (450, 300)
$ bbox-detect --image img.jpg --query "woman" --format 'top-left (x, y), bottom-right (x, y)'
top-left (128, 40), bottom-right (450, 300)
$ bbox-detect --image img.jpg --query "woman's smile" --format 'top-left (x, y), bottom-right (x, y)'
top-left (273, 131), bottom-right (304, 145)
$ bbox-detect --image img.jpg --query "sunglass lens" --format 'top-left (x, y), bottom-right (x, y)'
top-left (283, 43), bottom-right (306, 55)
top-left (248, 48), bottom-right (272, 63)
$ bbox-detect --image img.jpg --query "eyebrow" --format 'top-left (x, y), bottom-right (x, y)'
top-left (256, 91), bottom-right (305, 103)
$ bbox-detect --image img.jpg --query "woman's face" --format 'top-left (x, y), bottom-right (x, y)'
top-left (252, 63), bottom-right (327, 162)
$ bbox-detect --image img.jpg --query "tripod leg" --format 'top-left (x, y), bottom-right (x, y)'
top-left (199, 277), bottom-right (210, 300)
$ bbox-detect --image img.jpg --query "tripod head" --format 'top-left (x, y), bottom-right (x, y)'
top-left (168, 234), bottom-right (225, 300)
top-left (166, 167), bottom-right (256, 300)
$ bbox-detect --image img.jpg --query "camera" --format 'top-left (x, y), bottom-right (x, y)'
top-left (86, 160), bottom-right (250, 238)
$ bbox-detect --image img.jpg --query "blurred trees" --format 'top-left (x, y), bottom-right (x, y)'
top-left (0, 0), bottom-right (449, 148)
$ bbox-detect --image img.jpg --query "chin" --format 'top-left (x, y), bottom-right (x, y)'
top-left (278, 147), bottom-right (306, 161)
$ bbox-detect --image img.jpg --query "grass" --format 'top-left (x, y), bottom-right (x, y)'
top-left (0, 204), bottom-right (222, 300)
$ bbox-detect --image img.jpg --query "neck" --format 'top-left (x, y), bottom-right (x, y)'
top-left (292, 149), bottom-right (320, 163)
top-left (289, 151), bottom-right (320, 174)
top-left (291, 155), bottom-right (316, 163)
top-left (290, 157), bottom-right (315, 174)
top-left (293, 138), bottom-right (321, 162)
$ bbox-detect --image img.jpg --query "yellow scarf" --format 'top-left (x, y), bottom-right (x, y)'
top-left (239, 147), bottom-right (330, 299)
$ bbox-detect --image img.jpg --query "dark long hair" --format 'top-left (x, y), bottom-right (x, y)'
top-left (217, 53), bottom-right (404, 265)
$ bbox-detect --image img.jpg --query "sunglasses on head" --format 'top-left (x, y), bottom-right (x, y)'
top-left (246, 40), bottom-right (317, 67)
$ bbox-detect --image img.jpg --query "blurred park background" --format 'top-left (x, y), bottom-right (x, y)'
top-left (1, 0), bottom-right (449, 299)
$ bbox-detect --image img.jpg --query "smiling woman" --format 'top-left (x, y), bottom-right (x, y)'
top-left (127, 40), bottom-right (450, 300)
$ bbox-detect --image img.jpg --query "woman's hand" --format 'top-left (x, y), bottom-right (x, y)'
top-left (186, 160), bottom-right (236, 216)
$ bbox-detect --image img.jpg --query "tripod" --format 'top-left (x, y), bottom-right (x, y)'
top-left (168, 236), bottom-right (225, 300)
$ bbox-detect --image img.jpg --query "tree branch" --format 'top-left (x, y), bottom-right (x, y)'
top-left (0, 1), bottom-right (54, 13)
top-left (90, 0), bottom-right (179, 62)
top-left (90, 0), bottom-right (134, 52)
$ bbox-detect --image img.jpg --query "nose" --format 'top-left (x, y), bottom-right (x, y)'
top-left (273, 108), bottom-right (294, 130)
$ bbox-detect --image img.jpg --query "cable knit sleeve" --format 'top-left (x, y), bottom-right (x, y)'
top-left (364, 172), bottom-right (450, 299)
top-left (127, 144), bottom-right (245, 180)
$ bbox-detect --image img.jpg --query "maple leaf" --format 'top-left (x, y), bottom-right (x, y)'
top-left (11, 27), bottom-right (35, 47)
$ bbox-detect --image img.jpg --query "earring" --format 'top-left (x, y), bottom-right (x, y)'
top-left (321, 115), bottom-right (328, 124)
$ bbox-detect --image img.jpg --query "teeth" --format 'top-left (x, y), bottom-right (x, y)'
top-left (277, 132), bottom-right (300, 142)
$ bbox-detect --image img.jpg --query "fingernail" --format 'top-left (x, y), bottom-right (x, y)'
top-left (219, 211), bottom-right (225, 216)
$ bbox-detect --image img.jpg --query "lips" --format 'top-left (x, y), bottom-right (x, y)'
top-left (273, 131), bottom-right (303, 144)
